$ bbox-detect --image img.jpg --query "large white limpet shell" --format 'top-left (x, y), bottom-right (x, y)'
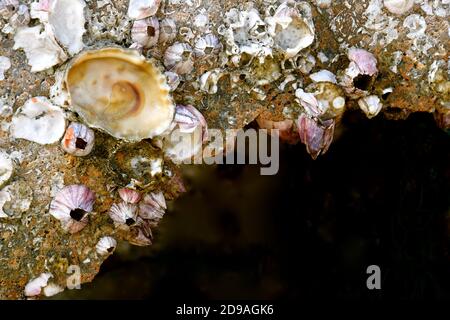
top-left (65, 48), bottom-right (175, 141)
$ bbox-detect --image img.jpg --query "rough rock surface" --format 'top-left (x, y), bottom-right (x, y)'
top-left (0, 0), bottom-right (448, 299)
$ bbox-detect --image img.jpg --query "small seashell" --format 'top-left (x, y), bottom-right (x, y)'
top-left (297, 114), bottom-right (335, 160)
top-left (43, 283), bottom-right (64, 297)
top-left (49, 184), bottom-right (96, 234)
top-left (173, 105), bottom-right (208, 142)
top-left (118, 188), bottom-right (141, 204)
top-left (163, 105), bottom-right (208, 162)
top-left (139, 191), bottom-right (166, 220)
top-left (164, 42), bottom-right (194, 75)
top-left (403, 14), bottom-right (427, 39)
top-left (383, 0), bottom-right (414, 15)
top-left (295, 88), bottom-right (324, 118)
top-left (0, 56), bottom-right (11, 81)
top-left (8, 4), bottom-right (30, 28)
top-left (0, 0), bottom-right (19, 20)
top-left (10, 97), bottom-right (66, 145)
top-left (309, 70), bottom-right (337, 84)
top-left (24, 273), bottom-right (53, 297)
top-left (109, 202), bottom-right (138, 227)
top-left (61, 122), bottom-right (95, 157)
top-left (128, 0), bottom-right (161, 20)
top-left (0, 150), bottom-right (13, 189)
top-left (358, 95), bottom-right (383, 118)
top-left (194, 33), bottom-right (222, 57)
top-left (96, 236), bottom-right (117, 255)
top-left (131, 17), bottom-right (159, 48)
top-left (159, 18), bottom-right (177, 43)
top-left (65, 48), bottom-right (175, 141)
top-left (199, 69), bottom-right (223, 94)
top-left (165, 71), bottom-right (181, 92)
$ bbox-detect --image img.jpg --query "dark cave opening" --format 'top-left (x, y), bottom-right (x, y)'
top-left (56, 111), bottom-right (450, 300)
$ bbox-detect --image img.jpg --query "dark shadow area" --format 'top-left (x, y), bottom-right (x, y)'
top-left (56, 111), bottom-right (450, 300)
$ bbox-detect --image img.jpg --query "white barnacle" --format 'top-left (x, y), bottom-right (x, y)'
top-left (383, 0), bottom-right (414, 15)
top-left (49, 184), bottom-right (96, 234)
top-left (96, 236), bottom-right (117, 255)
top-left (199, 69), bottom-right (223, 94)
top-left (24, 273), bottom-right (53, 297)
top-left (128, 0), bottom-right (161, 20)
top-left (139, 191), bottom-right (166, 220)
top-left (164, 42), bottom-right (194, 75)
top-left (131, 16), bottom-right (159, 48)
top-left (61, 122), bottom-right (95, 157)
top-left (403, 14), bottom-right (427, 39)
top-left (309, 70), bottom-right (337, 84)
top-left (358, 95), bottom-right (383, 118)
top-left (109, 202), bottom-right (138, 228)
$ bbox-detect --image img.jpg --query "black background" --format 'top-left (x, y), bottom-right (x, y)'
top-left (56, 111), bottom-right (450, 300)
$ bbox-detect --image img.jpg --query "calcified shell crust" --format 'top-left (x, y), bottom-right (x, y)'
top-left (65, 48), bottom-right (175, 141)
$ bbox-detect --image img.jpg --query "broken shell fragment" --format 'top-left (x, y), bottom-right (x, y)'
top-left (13, 25), bottom-right (68, 72)
top-left (269, 1), bottom-right (315, 58)
top-left (49, 184), bottom-right (95, 234)
top-left (10, 97), bottom-right (66, 145)
top-left (164, 42), bottom-right (195, 75)
top-left (131, 17), bottom-right (159, 48)
top-left (47, 0), bottom-right (86, 55)
top-left (297, 114), bottom-right (335, 160)
top-left (96, 236), bottom-right (117, 255)
top-left (139, 191), bottom-right (166, 220)
top-left (358, 95), bottom-right (383, 118)
top-left (118, 188), bottom-right (141, 204)
top-left (128, 0), bottom-right (161, 20)
top-left (61, 123), bottom-right (95, 157)
top-left (383, 0), bottom-right (414, 15)
top-left (65, 48), bottom-right (175, 141)
top-left (109, 202), bottom-right (138, 228)
top-left (24, 273), bottom-right (53, 297)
